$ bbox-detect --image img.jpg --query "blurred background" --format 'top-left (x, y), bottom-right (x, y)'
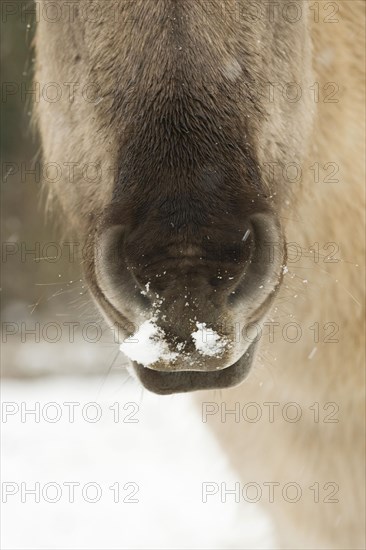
top-left (1, 3), bottom-right (274, 548)
top-left (1, 1), bottom-right (116, 378)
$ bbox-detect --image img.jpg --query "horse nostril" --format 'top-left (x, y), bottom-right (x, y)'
top-left (228, 213), bottom-right (285, 309)
top-left (94, 225), bottom-right (151, 314)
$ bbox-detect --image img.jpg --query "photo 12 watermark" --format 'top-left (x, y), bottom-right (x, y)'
top-left (1, 481), bottom-right (140, 504)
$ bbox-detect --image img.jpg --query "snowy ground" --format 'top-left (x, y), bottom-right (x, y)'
top-left (1, 372), bottom-right (275, 549)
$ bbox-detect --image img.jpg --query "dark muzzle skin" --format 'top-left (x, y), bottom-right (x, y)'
top-left (92, 210), bottom-right (285, 394)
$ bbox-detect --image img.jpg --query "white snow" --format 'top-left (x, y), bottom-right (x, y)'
top-left (222, 58), bottom-right (242, 82)
top-left (140, 282), bottom-right (150, 296)
top-left (121, 318), bottom-right (229, 366)
top-left (192, 322), bottom-right (227, 357)
top-left (308, 346), bottom-right (318, 360)
top-left (120, 320), bottom-right (178, 367)
top-left (242, 229), bottom-right (251, 242)
top-left (1, 375), bottom-right (275, 550)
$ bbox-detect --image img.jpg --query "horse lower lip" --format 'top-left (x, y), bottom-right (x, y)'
top-left (131, 341), bottom-right (258, 395)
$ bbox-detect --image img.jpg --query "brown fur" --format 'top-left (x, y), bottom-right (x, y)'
top-left (198, 3), bottom-right (366, 548)
top-left (35, 1), bottom-right (365, 547)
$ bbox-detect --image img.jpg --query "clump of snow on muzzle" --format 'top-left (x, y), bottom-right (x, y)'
top-left (120, 288), bottom-right (228, 366)
top-left (120, 319), bottom-right (178, 367)
top-left (191, 322), bottom-right (228, 357)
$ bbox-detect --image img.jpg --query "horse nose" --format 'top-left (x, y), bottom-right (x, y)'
top-left (94, 212), bottom-right (284, 331)
top-left (125, 212), bottom-right (284, 310)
